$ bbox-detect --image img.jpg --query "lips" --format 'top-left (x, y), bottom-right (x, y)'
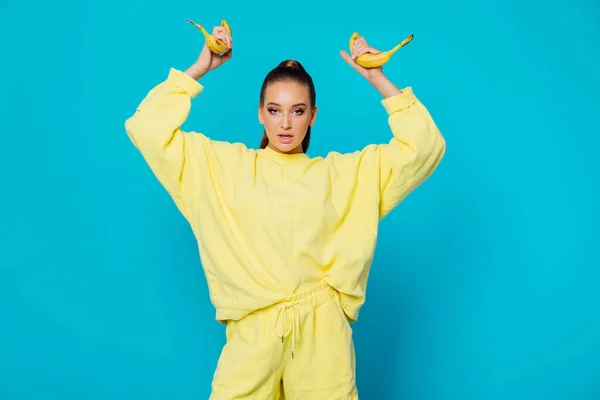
top-left (277, 133), bottom-right (294, 144)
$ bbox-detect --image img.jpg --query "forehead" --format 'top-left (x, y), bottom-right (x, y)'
top-left (265, 81), bottom-right (310, 104)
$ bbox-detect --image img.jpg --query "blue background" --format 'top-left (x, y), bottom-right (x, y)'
top-left (1, 0), bottom-right (599, 398)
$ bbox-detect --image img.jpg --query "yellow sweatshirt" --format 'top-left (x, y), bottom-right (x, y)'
top-left (125, 68), bottom-right (446, 323)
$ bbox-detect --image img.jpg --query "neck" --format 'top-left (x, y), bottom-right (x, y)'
top-left (267, 142), bottom-right (303, 155)
top-left (260, 144), bottom-right (309, 163)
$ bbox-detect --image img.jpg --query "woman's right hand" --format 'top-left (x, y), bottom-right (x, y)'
top-left (185, 25), bottom-right (233, 80)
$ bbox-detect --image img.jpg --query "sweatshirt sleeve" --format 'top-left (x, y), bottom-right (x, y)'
top-left (376, 87), bottom-right (446, 218)
top-left (124, 68), bottom-right (206, 199)
top-left (125, 68), bottom-right (211, 196)
top-left (328, 87), bottom-right (446, 220)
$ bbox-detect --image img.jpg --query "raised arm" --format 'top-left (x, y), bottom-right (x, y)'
top-left (125, 69), bottom-right (203, 197)
top-left (339, 35), bottom-right (446, 219)
top-left (374, 82), bottom-right (446, 218)
top-left (124, 23), bottom-right (233, 199)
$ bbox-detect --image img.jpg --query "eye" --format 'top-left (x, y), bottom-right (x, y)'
top-left (293, 108), bottom-right (305, 115)
top-left (268, 108), bottom-right (279, 114)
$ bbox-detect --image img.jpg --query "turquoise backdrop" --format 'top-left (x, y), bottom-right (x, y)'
top-left (1, 0), bottom-right (599, 398)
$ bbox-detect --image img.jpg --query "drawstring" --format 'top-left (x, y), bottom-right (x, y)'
top-left (274, 301), bottom-right (300, 359)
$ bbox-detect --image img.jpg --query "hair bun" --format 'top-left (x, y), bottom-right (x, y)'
top-left (278, 59), bottom-right (305, 71)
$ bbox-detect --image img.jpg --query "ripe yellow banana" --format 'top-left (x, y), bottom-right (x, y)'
top-left (349, 32), bottom-right (414, 68)
top-left (186, 19), bottom-right (232, 54)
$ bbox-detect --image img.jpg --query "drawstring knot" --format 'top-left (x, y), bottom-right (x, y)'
top-left (274, 301), bottom-right (300, 359)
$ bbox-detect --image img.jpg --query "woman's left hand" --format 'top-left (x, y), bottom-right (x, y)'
top-left (340, 35), bottom-right (385, 81)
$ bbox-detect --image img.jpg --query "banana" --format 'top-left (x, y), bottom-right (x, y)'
top-left (349, 32), bottom-right (414, 68)
top-left (186, 19), bottom-right (232, 54)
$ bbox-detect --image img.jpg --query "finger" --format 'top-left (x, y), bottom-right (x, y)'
top-left (221, 47), bottom-right (232, 62)
top-left (352, 39), bottom-right (364, 56)
top-left (355, 47), bottom-right (372, 58)
top-left (214, 32), bottom-right (232, 48)
top-left (214, 31), bottom-right (228, 42)
top-left (223, 33), bottom-right (233, 48)
top-left (352, 43), bottom-right (367, 59)
top-left (358, 45), bottom-right (378, 56)
top-left (212, 26), bottom-right (227, 35)
top-left (216, 27), bottom-right (232, 39)
top-left (340, 49), bottom-right (353, 64)
top-left (354, 37), bottom-right (367, 49)
top-left (217, 27), bottom-right (232, 41)
top-left (213, 27), bottom-right (232, 47)
top-left (221, 31), bottom-right (232, 44)
top-left (340, 50), bottom-right (362, 72)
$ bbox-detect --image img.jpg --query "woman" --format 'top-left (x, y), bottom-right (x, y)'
top-left (125, 24), bottom-right (445, 400)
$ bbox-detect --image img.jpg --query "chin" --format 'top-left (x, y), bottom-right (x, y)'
top-left (270, 140), bottom-right (303, 154)
top-left (277, 144), bottom-right (297, 153)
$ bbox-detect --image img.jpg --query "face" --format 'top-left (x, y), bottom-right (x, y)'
top-left (258, 81), bottom-right (317, 154)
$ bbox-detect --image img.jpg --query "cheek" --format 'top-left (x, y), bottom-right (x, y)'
top-left (296, 113), bottom-right (311, 127)
top-left (264, 114), bottom-right (281, 136)
top-left (266, 114), bottom-right (279, 127)
top-left (261, 112), bottom-right (273, 124)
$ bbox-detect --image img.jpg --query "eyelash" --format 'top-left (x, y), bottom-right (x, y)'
top-left (268, 108), bottom-right (304, 115)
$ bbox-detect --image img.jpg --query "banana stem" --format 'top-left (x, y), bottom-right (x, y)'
top-left (388, 33), bottom-right (414, 55)
top-left (186, 19), bottom-right (210, 37)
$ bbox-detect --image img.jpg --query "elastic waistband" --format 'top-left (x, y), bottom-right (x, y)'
top-left (271, 282), bottom-right (338, 359)
top-left (274, 281), bottom-right (338, 311)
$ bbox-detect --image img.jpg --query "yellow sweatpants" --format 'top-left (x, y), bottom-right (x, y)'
top-left (209, 282), bottom-right (359, 399)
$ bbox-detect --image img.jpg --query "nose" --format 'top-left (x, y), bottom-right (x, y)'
top-left (281, 115), bottom-right (291, 130)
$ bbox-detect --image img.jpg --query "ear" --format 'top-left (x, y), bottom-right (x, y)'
top-left (258, 106), bottom-right (264, 124)
top-left (309, 106), bottom-right (318, 126)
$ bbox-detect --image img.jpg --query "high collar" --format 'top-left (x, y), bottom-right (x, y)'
top-left (259, 145), bottom-right (310, 163)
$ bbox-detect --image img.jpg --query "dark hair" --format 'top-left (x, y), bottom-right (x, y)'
top-left (259, 60), bottom-right (316, 153)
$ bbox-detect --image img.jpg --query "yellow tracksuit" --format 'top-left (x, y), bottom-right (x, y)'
top-left (125, 68), bottom-right (446, 399)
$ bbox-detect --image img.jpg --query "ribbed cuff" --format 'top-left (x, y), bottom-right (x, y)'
top-left (167, 68), bottom-right (204, 98)
top-left (381, 87), bottom-right (418, 114)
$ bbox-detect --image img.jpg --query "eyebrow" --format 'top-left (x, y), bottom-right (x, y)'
top-left (267, 102), bottom-right (307, 107)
